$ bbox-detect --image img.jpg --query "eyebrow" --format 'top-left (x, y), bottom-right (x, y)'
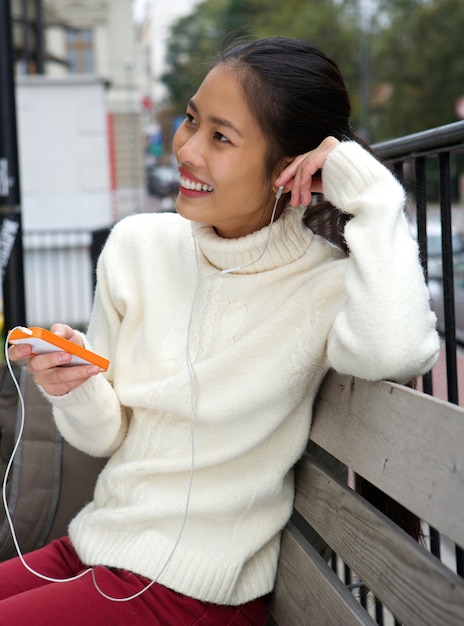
top-left (188, 99), bottom-right (243, 138)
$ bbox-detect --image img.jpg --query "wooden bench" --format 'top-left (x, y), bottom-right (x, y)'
top-left (268, 370), bottom-right (464, 626)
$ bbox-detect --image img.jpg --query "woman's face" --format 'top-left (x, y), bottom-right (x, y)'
top-left (172, 65), bottom-right (278, 239)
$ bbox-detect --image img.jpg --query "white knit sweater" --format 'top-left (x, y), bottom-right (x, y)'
top-left (49, 142), bottom-right (439, 605)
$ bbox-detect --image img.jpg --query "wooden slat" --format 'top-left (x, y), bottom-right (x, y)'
top-left (310, 371), bottom-right (464, 549)
top-left (270, 523), bottom-right (376, 626)
top-left (295, 455), bottom-right (464, 626)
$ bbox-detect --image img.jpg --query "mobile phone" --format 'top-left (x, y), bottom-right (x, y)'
top-left (8, 326), bottom-right (110, 371)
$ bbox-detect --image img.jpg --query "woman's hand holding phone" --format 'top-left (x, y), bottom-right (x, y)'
top-left (7, 323), bottom-right (106, 397)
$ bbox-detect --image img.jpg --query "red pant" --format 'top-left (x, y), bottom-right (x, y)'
top-left (0, 537), bottom-right (267, 625)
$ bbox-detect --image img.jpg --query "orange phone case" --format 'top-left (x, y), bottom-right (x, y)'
top-left (8, 327), bottom-right (109, 371)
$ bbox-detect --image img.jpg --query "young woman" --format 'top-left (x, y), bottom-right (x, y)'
top-left (3, 37), bottom-right (439, 625)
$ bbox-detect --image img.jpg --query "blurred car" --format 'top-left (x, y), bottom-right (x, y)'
top-left (147, 165), bottom-right (179, 198)
top-left (428, 260), bottom-right (464, 343)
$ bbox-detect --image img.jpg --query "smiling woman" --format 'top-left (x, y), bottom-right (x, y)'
top-left (3, 37), bottom-right (439, 626)
top-left (173, 65), bottom-right (276, 238)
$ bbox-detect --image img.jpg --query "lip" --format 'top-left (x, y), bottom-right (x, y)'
top-left (178, 168), bottom-right (214, 197)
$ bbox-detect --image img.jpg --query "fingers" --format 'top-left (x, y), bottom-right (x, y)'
top-left (275, 154), bottom-right (305, 193)
top-left (27, 349), bottom-right (74, 372)
top-left (50, 323), bottom-right (83, 346)
top-left (7, 324), bottom-right (93, 396)
top-left (275, 136), bottom-right (340, 207)
top-left (28, 356), bottom-right (100, 396)
top-left (7, 342), bottom-right (33, 363)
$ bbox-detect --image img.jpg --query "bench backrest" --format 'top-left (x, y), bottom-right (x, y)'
top-left (269, 371), bottom-right (464, 626)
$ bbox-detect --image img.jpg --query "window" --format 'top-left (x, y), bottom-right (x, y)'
top-left (66, 29), bottom-right (94, 74)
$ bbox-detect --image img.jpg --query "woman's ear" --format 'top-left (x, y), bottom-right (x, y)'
top-left (275, 157), bottom-right (293, 178)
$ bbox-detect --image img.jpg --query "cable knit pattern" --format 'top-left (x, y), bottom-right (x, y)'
top-left (48, 142), bottom-right (439, 605)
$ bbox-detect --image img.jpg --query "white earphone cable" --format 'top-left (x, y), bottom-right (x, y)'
top-left (1, 188), bottom-right (283, 601)
top-left (2, 332), bottom-right (193, 601)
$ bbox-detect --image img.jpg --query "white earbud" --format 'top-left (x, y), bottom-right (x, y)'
top-left (275, 185), bottom-right (285, 199)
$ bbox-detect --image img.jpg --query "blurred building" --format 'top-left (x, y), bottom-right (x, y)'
top-left (5, 1), bottom-right (146, 328)
top-left (132, 2), bottom-right (168, 164)
top-left (10, 0), bottom-right (145, 219)
top-left (132, 0), bottom-right (202, 164)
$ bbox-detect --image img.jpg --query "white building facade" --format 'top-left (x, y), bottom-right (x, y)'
top-left (9, 0), bottom-right (145, 327)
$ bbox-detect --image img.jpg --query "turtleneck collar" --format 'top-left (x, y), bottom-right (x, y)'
top-left (191, 205), bottom-right (314, 274)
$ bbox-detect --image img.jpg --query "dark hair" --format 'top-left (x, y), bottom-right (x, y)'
top-left (214, 37), bottom-right (354, 247)
top-left (215, 37), bottom-right (351, 174)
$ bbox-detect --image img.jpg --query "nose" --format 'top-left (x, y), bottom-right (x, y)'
top-left (174, 126), bottom-right (205, 167)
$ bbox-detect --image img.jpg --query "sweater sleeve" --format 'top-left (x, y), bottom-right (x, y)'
top-left (322, 141), bottom-right (440, 382)
top-left (46, 226), bottom-right (129, 457)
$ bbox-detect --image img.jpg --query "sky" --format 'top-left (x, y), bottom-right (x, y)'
top-left (133, 0), bottom-right (201, 22)
top-left (132, 0), bottom-right (202, 99)
top-left (133, 0), bottom-right (202, 64)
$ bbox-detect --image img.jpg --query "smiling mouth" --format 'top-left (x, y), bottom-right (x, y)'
top-left (179, 175), bottom-right (214, 193)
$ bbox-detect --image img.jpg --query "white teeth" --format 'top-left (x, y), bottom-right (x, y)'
top-left (180, 175), bottom-right (213, 192)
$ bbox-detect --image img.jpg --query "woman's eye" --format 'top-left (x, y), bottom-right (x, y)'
top-left (185, 112), bottom-right (196, 125)
top-left (214, 131), bottom-right (230, 143)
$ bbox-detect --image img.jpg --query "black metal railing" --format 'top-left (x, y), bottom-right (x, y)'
top-left (374, 121), bottom-right (464, 406)
top-left (347, 121), bottom-right (464, 624)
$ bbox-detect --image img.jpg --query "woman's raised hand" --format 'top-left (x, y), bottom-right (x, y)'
top-left (275, 136), bottom-right (340, 207)
top-left (7, 323), bottom-right (100, 396)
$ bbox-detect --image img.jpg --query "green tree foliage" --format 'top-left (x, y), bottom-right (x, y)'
top-left (374, 0), bottom-right (464, 139)
top-left (220, 0), bottom-right (264, 38)
top-left (160, 0), bottom-right (464, 143)
top-left (162, 0), bottom-right (361, 121)
top-left (160, 0), bottom-right (228, 115)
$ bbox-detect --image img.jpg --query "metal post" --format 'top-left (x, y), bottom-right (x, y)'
top-left (358, 0), bottom-right (370, 141)
top-left (0, 0), bottom-right (27, 333)
top-left (34, 0), bottom-right (45, 74)
top-left (21, 0), bottom-right (30, 74)
top-left (439, 152), bottom-right (459, 405)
